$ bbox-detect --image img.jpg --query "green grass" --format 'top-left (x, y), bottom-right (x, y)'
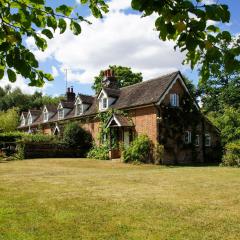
top-left (0, 159), bottom-right (239, 240)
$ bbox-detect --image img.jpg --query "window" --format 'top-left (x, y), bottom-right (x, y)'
top-left (75, 104), bottom-right (83, 116)
top-left (102, 98), bottom-right (107, 109)
top-left (205, 133), bottom-right (211, 147)
top-left (27, 115), bottom-right (32, 125)
top-left (20, 117), bottom-right (25, 126)
top-left (195, 134), bottom-right (200, 146)
top-left (184, 131), bottom-right (191, 144)
top-left (43, 109), bottom-right (48, 122)
top-left (58, 108), bottom-right (64, 120)
top-left (170, 93), bottom-right (179, 107)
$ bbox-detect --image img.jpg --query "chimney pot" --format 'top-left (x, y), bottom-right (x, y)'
top-left (67, 87), bottom-right (70, 93)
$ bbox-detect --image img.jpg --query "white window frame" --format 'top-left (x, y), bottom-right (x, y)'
top-left (43, 108), bottom-right (49, 122)
top-left (195, 134), bottom-right (200, 146)
top-left (27, 114), bottom-right (32, 125)
top-left (20, 116), bottom-right (25, 126)
top-left (101, 97), bottom-right (108, 110)
top-left (58, 108), bottom-right (64, 120)
top-left (98, 90), bottom-right (109, 111)
top-left (184, 131), bottom-right (191, 144)
top-left (170, 93), bottom-right (179, 107)
top-left (205, 133), bottom-right (211, 147)
top-left (75, 103), bottom-right (83, 116)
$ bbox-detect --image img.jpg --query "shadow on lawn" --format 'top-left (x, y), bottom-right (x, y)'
top-left (166, 162), bottom-right (220, 168)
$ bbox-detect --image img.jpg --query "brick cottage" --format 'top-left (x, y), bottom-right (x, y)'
top-left (18, 70), bottom-right (221, 164)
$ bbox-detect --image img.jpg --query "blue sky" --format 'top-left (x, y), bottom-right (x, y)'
top-left (2, 0), bottom-right (239, 96)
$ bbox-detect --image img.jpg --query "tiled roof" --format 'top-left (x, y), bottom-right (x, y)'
top-left (19, 71), bottom-right (180, 128)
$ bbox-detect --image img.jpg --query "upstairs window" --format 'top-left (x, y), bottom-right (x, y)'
top-left (75, 104), bottom-right (83, 116)
top-left (170, 93), bottom-right (179, 107)
top-left (27, 115), bottom-right (32, 125)
top-left (20, 117), bottom-right (25, 126)
top-left (184, 131), bottom-right (191, 144)
top-left (43, 109), bottom-right (48, 122)
top-left (205, 133), bottom-right (211, 147)
top-left (99, 97), bottom-right (108, 111)
top-left (58, 108), bottom-right (64, 120)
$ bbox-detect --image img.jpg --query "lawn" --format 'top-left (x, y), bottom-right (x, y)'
top-left (0, 159), bottom-right (239, 240)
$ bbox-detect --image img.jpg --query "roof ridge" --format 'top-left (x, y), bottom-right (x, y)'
top-left (119, 71), bottom-right (179, 90)
top-left (78, 93), bottom-right (94, 97)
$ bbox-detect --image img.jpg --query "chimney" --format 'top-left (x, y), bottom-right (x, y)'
top-left (66, 86), bottom-right (75, 102)
top-left (102, 69), bottom-right (118, 89)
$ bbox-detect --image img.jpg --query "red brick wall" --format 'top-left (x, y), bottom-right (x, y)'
top-left (129, 106), bottom-right (157, 143)
top-left (82, 119), bottom-right (100, 143)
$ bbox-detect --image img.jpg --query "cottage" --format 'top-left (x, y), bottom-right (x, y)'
top-left (18, 70), bottom-right (221, 164)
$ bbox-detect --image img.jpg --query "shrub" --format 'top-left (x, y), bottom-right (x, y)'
top-left (87, 144), bottom-right (109, 160)
top-left (63, 122), bottom-right (92, 151)
top-left (0, 131), bottom-right (25, 142)
top-left (153, 143), bottom-right (164, 164)
top-left (21, 133), bottom-right (58, 143)
top-left (122, 135), bottom-right (152, 163)
top-left (221, 140), bottom-right (240, 167)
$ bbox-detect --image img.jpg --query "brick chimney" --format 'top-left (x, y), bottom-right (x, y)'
top-left (102, 69), bottom-right (119, 89)
top-left (66, 86), bottom-right (75, 102)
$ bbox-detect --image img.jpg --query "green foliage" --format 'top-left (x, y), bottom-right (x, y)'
top-left (0, 131), bottom-right (24, 142)
top-left (0, 108), bottom-right (19, 132)
top-left (131, 0), bottom-right (239, 82)
top-left (0, 0), bottom-right (107, 86)
top-left (63, 122), bottom-right (92, 151)
top-left (122, 135), bottom-right (152, 163)
top-left (153, 143), bottom-right (164, 165)
top-left (87, 144), bottom-right (109, 160)
top-left (0, 86), bottom-right (62, 112)
top-left (207, 107), bottom-right (240, 145)
top-left (92, 65), bottom-right (143, 93)
top-left (20, 133), bottom-right (58, 144)
top-left (221, 140), bottom-right (240, 167)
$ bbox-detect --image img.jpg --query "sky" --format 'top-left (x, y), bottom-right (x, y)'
top-left (1, 0), bottom-right (239, 96)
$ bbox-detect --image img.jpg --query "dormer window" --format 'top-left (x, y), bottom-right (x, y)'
top-left (57, 103), bottom-right (64, 120)
top-left (170, 93), bottom-right (179, 107)
top-left (75, 103), bottom-right (83, 116)
top-left (20, 115), bottom-right (25, 126)
top-left (27, 115), bottom-right (32, 125)
top-left (101, 97), bottom-right (107, 109)
top-left (43, 108), bottom-right (48, 122)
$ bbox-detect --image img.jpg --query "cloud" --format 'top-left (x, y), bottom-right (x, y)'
top-left (26, 0), bottom-right (186, 85)
top-left (51, 66), bottom-right (59, 78)
top-left (1, 75), bottom-right (52, 95)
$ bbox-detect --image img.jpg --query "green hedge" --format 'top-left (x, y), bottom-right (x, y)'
top-left (0, 131), bottom-right (25, 142)
top-left (87, 144), bottom-right (109, 160)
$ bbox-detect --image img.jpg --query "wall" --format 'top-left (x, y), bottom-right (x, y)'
top-left (129, 106), bottom-right (157, 144)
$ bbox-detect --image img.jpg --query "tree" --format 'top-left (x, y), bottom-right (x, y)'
top-left (0, 108), bottom-right (19, 132)
top-left (198, 38), bottom-right (240, 113)
top-left (92, 65), bottom-right (143, 93)
top-left (1, 1), bottom-right (238, 87)
top-left (0, 0), bottom-right (108, 86)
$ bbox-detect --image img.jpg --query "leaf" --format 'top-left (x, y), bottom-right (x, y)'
top-left (41, 29), bottom-right (53, 39)
top-left (70, 21), bottom-right (81, 35)
top-left (7, 69), bottom-right (16, 82)
top-left (56, 5), bottom-right (73, 17)
top-left (44, 73), bottom-right (54, 81)
top-left (58, 19), bottom-right (67, 34)
top-left (34, 36), bottom-right (47, 51)
top-left (47, 16), bottom-right (57, 31)
top-left (0, 66), bottom-right (4, 80)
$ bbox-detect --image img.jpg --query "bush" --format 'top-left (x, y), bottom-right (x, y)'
top-left (0, 131), bottom-right (25, 142)
top-left (221, 140), bottom-right (240, 167)
top-left (21, 133), bottom-right (58, 143)
top-left (122, 135), bottom-right (152, 163)
top-left (153, 143), bottom-right (164, 164)
top-left (63, 122), bottom-right (92, 151)
top-left (87, 144), bottom-right (109, 160)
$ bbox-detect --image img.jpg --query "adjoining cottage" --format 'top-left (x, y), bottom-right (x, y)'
top-left (18, 70), bottom-right (221, 164)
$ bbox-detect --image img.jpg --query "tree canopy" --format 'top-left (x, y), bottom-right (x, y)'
top-left (0, 0), bottom-right (239, 87)
top-left (92, 65), bottom-right (143, 93)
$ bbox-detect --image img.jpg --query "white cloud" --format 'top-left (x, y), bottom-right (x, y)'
top-left (51, 66), bottom-right (59, 78)
top-left (1, 75), bottom-right (52, 95)
top-left (26, 0), bottom-right (186, 85)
